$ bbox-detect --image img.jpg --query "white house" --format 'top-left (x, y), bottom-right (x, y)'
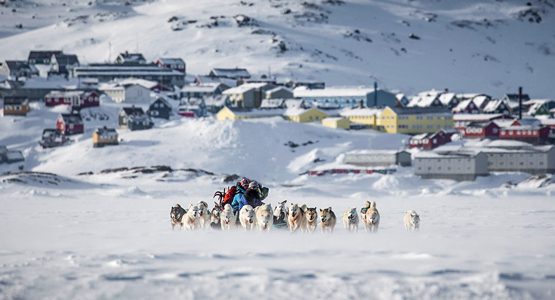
top-left (100, 81), bottom-right (154, 104)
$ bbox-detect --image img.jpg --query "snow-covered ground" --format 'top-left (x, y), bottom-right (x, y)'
top-left (1, 107), bottom-right (555, 299)
top-left (1, 0), bottom-right (554, 97)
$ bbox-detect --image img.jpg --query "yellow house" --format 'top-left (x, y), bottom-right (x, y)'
top-left (322, 117), bottom-right (350, 129)
top-left (92, 127), bottom-right (119, 147)
top-left (339, 107), bottom-right (381, 128)
top-left (216, 106), bottom-right (284, 121)
top-left (379, 106), bottom-right (453, 134)
top-left (284, 107), bottom-right (328, 123)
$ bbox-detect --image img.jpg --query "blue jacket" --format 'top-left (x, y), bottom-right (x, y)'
top-left (231, 186), bottom-right (247, 213)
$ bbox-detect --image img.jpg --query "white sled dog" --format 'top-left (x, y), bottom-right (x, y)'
top-left (363, 201), bottom-right (380, 232)
top-left (221, 204), bottom-right (236, 230)
top-left (182, 204), bottom-right (200, 230)
top-left (342, 207), bottom-right (359, 232)
top-left (320, 207), bottom-right (337, 233)
top-left (255, 204), bottom-right (273, 231)
top-left (197, 201), bottom-right (210, 229)
top-left (404, 210), bottom-right (420, 231)
top-left (302, 206), bottom-right (318, 233)
top-left (239, 205), bottom-right (257, 231)
top-left (287, 203), bottom-right (305, 232)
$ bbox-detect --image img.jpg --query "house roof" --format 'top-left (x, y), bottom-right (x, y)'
top-left (3, 97), bottom-right (28, 104)
top-left (224, 107), bottom-right (285, 117)
top-left (504, 93), bottom-right (530, 102)
top-left (482, 99), bottom-right (509, 113)
top-left (265, 86), bottom-right (292, 94)
top-left (408, 90), bottom-right (441, 107)
top-left (150, 97), bottom-right (171, 108)
top-left (122, 107), bottom-right (146, 116)
top-left (387, 106), bottom-right (451, 115)
top-left (117, 52), bottom-right (146, 63)
top-left (210, 68), bottom-right (251, 79)
top-left (260, 99), bottom-right (286, 109)
top-left (283, 106), bottom-right (326, 117)
top-left (222, 82), bottom-right (268, 94)
top-left (466, 121), bottom-right (497, 128)
top-left (294, 86), bottom-right (387, 98)
top-left (95, 127), bottom-right (118, 136)
top-left (28, 50), bottom-right (63, 62)
top-left (156, 58), bottom-right (185, 65)
top-left (60, 113), bottom-right (83, 124)
top-left (438, 92), bottom-right (457, 105)
top-left (181, 83), bottom-right (223, 93)
top-left (453, 113), bottom-right (504, 122)
top-left (339, 107), bottom-right (382, 117)
top-left (46, 90), bottom-right (84, 98)
top-left (53, 53), bottom-right (79, 65)
top-left (4, 60), bottom-right (34, 71)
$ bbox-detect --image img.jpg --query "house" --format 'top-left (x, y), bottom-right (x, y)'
top-left (181, 83), bottom-right (229, 99)
top-left (39, 129), bottom-right (69, 148)
top-left (216, 106), bottom-right (284, 121)
top-left (283, 106), bottom-right (328, 123)
top-left (463, 121), bottom-right (501, 139)
top-left (396, 93), bottom-right (409, 107)
top-left (222, 82), bottom-right (275, 108)
top-left (265, 86), bottom-right (293, 99)
top-left (339, 107), bottom-right (381, 128)
top-left (523, 99), bottom-right (555, 116)
top-left (0, 60), bottom-right (39, 79)
top-left (294, 86), bottom-right (398, 109)
top-left (342, 150), bottom-right (412, 167)
top-left (438, 92), bottom-right (460, 108)
top-left (0, 77), bottom-right (86, 101)
top-left (499, 125), bottom-right (550, 144)
top-left (407, 90), bottom-right (444, 108)
top-left (49, 53), bottom-right (79, 76)
top-left (2, 97), bottom-right (30, 116)
top-left (28, 50), bottom-right (63, 65)
top-left (154, 58), bottom-right (186, 73)
top-left (452, 99), bottom-right (481, 114)
top-left (92, 127), bottom-right (119, 147)
top-left (119, 107), bottom-right (154, 130)
top-left (73, 64), bottom-right (185, 87)
top-left (322, 117), bottom-right (350, 129)
top-left (56, 113), bottom-right (84, 135)
top-left (501, 93), bottom-right (530, 105)
top-left (100, 81), bottom-right (154, 103)
top-left (259, 98), bottom-right (287, 109)
top-left (147, 97), bottom-right (172, 119)
top-left (453, 114), bottom-right (507, 130)
top-left (482, 99), bottom-right (512, 115)
top-left (208, 68), bottom-right (251, 81)
top-left (44, 90), bottom-right (100, 109)
top-left (115, 51), bottom-right (147, 64)
top-left (408, 130), bottom-right (453, 150)
top-left (455, 141), bottom-right (555, 174)
top-left (378, 106), bottom-right (453, 134)
top-left (0, 145), bottom-right (24, 164)
top-left (414, 151), bottom-right (489, 181)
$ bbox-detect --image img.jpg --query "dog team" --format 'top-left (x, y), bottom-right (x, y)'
top-left (170, 200), bottom-right (420, 232)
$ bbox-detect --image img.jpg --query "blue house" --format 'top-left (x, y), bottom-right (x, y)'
top-left (119, 106), bottom-right (154, 131)
top-left (148, 97), bottom-right (173, 120)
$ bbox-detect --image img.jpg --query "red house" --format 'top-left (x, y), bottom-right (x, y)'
top-left (409, 130), bottom-right (453, 150)
top-left (45, 90), bottom-right (100, 109)
top-left (499, 125), bottom-right (550, 144)
top-left (56, 113), bottom-right (84, 135)
top-left (463, 121), bottom-right (500, 139)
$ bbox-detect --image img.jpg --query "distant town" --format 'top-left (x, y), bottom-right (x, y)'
top-left (1, 50), bottom-right (554, 181)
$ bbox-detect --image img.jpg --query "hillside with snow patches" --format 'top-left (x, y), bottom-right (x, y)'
top-left (1, 0), bottom-right (555, 97)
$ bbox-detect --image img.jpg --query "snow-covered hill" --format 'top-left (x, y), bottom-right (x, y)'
top-left (1, 0), bottom-right (554, 97)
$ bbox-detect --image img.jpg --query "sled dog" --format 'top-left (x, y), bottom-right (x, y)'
top-left (363, 201), bottom-right (380, 232)
top-left (287, 203), bottom-right (305, 232)
top-left (255, 204), bottom-right (273, 231)
top-left (320, 207), bottom-right (337, 233)
top-left (182, 204), bottom-right (200, 230)
top-left (221, 204), bottom-right (236, 230)
top-left (197, 201), bottom-right (210, 229)
top-left (404, 210), bottom-right (420, 231)
top-left (239, 205), bottom-right (256, 231)
top-left (342, 207), bottom-right (359, 232)
top-left (170, 204), bottom-right (186, 230)
top-left (303, 206), bottom-right (318, 233)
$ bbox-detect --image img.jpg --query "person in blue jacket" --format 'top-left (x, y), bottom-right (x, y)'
top-left (231, 180), bottom-right (264, 214)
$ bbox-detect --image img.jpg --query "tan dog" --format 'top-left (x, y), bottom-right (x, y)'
top-left (319, 207), bottom-right (336, 233)
top-left (220, 204), bottom-right (236, 230)
top-left (182, 204), bottom-right (200, 230)
top-left (302, 205), bottom-right (318, 233)
top-left (197, 201), bottom-right (210, 229)
top-left (404, 210), bottom-right (420, 231)
top-left (287, 203), bottom-right (305, 232)
top-left (342, 207), bottom-right (359, 232)
top-left (363, 201), bottom-right (380, 232)
top-left (239, 205), bottom-right (256, 231)
top-left (255, 204), bottom-right (273, 231)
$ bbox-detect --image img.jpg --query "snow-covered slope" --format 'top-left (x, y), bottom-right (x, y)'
top-left (1, 0), bottom-right (554, 97)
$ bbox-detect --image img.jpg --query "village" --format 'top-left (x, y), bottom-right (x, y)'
top-left (1, 50), bottom-right (555, 181)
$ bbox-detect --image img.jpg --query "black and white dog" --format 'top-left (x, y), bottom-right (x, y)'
top-left (170, 204), bottom-right (187, 230)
